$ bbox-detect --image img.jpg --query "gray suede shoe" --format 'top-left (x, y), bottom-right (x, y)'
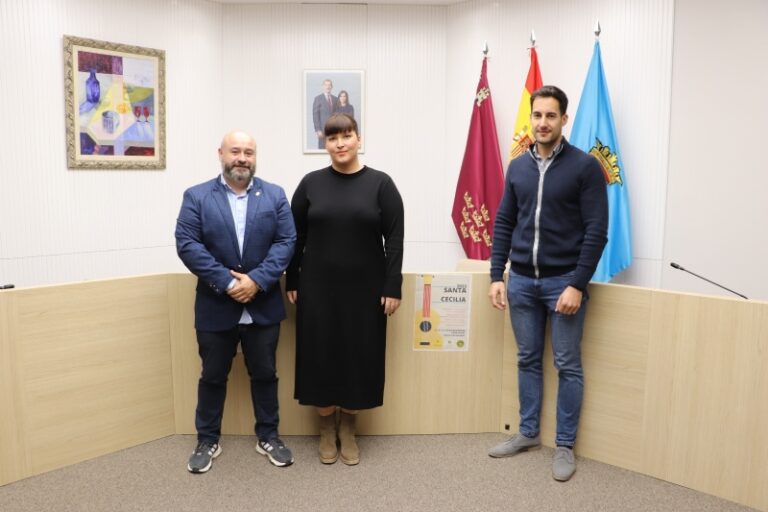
top-left (552, 446), bottom-right (576, 481)
top-left (488, 433), bottom-right (541, 458)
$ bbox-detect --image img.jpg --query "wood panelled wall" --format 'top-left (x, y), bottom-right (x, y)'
top-left (1, 274), bottom-right (766, 510)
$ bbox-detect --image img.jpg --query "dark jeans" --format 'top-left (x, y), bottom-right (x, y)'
top-left (507, 270), bottom-right (588, 447)
top-left (195, 323), bottom-right (280, 444)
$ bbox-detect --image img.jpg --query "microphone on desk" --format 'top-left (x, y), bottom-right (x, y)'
top-left (669, 262), bottom-right (748, 299)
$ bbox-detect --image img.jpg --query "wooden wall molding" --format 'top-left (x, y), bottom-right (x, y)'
top-left (1, 274), bottom-right (765, 510)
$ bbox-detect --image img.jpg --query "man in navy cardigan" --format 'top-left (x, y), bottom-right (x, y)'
top-left (487, 86), bottom-right (608, 482)
top-left (175, 131), bottom-right (296, 473)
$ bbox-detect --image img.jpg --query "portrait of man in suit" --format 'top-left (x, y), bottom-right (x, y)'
top-left (175, 131), bottom-right (297, 474)
top-left (312, 79), bottom-right (337, 149)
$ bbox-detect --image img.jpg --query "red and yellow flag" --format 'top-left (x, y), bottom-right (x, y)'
top-left (509, 48), bottom-right (543, 160)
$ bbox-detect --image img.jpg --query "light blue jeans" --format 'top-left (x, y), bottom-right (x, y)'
top-left (507, 270), bottom-right (588, 447)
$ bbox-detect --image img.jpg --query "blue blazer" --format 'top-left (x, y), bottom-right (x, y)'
top-left (175, 176), bottom-right (297, 331)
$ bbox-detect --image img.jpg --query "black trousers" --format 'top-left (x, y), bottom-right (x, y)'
top-left (195, 323), bottom-right (280, 443)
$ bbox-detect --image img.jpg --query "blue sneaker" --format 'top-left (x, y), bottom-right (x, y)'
top-left (187, 441), bottom-right (221, 473)
top-left (256, 437), bottom-right (294, 467)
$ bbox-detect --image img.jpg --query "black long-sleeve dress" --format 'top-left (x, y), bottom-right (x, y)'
top-left (286, 166), bottom-right (404, 409)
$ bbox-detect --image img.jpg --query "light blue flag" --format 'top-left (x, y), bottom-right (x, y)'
top-left (570, 41), bottom-right (632, 282)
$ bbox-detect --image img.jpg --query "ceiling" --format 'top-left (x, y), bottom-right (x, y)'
top-left (211, 0), bottom-right (465, 5)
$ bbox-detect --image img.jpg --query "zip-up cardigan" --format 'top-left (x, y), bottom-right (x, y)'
top-left (490, 138), bottom-right (608, 291)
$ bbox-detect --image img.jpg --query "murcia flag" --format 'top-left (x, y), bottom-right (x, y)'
top-left (509, 48), bottom-right (543, 160)
top-left (451, 57), bottom-right (504, 260)
top-left (571, 41), bottom-right (632, 281)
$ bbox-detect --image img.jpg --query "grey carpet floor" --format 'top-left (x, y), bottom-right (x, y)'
top-left (0, 433), bottom-right (756, 512)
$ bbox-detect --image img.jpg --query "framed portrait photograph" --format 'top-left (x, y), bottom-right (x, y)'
top-left (303, 70), bottom-right (364, 154)
top-left (63, 35), bottom-right (166, 169)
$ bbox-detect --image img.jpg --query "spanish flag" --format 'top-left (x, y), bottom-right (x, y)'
top-left (509, 48), bottom-right (543, 160)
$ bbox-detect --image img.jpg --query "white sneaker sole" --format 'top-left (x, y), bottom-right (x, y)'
top-left (187, 444), bottom-right (222, 473)
top-left (255, 443), bottom-right (294, 467)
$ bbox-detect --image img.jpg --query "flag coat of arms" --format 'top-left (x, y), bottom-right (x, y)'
top-left (570, 41), bottom-right (632, 281)
top-left (451, 57), bottom-right (504, 260)
top-left (509, 48), bottom-right (543, 160)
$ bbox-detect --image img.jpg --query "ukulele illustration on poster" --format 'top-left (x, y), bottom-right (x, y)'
top-left (414, 274), bottom-right (444, 349)
top-left (413, 274), bottom-right (471, 352)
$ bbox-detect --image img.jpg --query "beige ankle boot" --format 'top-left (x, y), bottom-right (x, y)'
top-left (338, 412), bottom-right (360, 465)
top-left (318, 413), bottom-right (338, 464)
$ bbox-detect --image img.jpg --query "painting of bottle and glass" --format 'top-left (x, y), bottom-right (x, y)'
top-left (64, 36), bottom-right (166, 169)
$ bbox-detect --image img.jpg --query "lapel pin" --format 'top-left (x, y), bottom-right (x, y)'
top-left (255, 190), bottom-right (261, 197)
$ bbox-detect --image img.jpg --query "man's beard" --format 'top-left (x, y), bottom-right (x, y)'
top-left (223, 162), bottom-right (255, 184)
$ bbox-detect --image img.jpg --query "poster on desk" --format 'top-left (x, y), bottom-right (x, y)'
top-left (413, 274), bottom-right (471, 352)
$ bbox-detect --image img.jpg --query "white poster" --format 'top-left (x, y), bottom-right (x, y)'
top-left (413, 273), bottom-right (471, 352)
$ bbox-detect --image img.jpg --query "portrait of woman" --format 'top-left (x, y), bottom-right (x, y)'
top-left (334, 90), bottom-right (355, 119)
top-left (286, 113), bottom-right (404, 466)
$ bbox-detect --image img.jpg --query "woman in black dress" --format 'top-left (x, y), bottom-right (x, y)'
top-left (286, 113), bottom-right (403, 465)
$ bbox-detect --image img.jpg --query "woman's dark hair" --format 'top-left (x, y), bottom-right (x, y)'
top-left (324, 113), bottom-right (358, 137)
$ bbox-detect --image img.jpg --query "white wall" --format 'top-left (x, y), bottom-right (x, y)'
top-left (3, 0), bottom-right (763, 301)
top-left (217, 0), bottom-right (674, 281)
top-left (0, 0), bottom-right (223, 287)
top-left (445, 0), bottom-right (674, 288)
top-left (218, 3), bottom-right (455, 273)
top-left (662, 0), bottom-right (768, 300)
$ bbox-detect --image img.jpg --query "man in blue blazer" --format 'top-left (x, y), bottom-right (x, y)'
top-left (175, 131), bottom-right (297, 473)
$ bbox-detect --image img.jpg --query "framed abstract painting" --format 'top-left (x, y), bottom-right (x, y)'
top-left (63, 36), bottom-right (166, 169)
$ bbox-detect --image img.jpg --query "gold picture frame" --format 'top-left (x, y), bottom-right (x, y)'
top-left (63, 35), bottom-right (166, 169)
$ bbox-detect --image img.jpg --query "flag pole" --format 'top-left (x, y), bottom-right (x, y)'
top-left (571, 18), bottom-right (634, 281)
top-left (508, 30), bottom-right (543, 161)
top-left (451, 42), bottom-right (504, 260)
